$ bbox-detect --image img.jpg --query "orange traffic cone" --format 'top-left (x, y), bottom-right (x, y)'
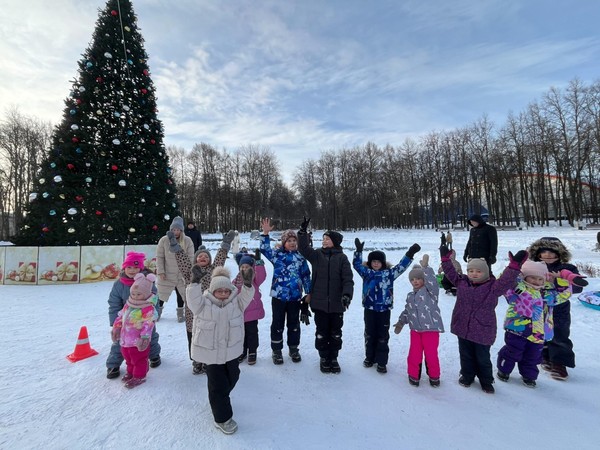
top-left (66, 326), bottom-right (99, 362)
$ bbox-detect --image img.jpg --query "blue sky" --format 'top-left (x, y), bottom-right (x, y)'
top-left (1, 0), bottom-right (600, 181)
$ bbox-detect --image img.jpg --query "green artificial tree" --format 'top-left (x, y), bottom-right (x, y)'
top-left (15, 0), bottom-right (179, 246)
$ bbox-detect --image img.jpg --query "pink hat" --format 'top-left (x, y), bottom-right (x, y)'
top-left (521, 260), bottom-right (548, 280)
top-left (122, 251), bottom-right (146, 269)
top-left (131, 272), bottom-right (156, 299)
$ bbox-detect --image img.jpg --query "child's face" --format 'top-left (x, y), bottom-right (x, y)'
top-left (538, 251), bottom-right (559, 265)
top-left (370, 260), bottom-right (383, 271)
top-left (124, 266), bottom-right (141, 278)
top-left (130, 288), bottom-right (147, 301)
top-left (410, 278), bottom-right (425, 289)
top-left (213, 288), bottom-right (232, 300)
top-left (525, 275), bottom-right (545, 288)
top-left (196, 253), bottom-right (210, 267)
top-left (284, 237), bottom-right (298, 251)
top-left (240, 263), bottom-right (253, 273)
top-left (467, 268), bottom-right (486, 282)
top-left (322, 235), bottom-right (333, 248)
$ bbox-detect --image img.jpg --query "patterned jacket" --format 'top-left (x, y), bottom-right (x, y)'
top-left (260, 235), bottom-right (311, 301)
top-left (353, 252), bottom-right (412, 312)
top-left (398, 266), bottom-right (444, 332)
top-left (108, 271), bottom-right (157, 326)
top-left (503, 280), bottom-right (554, 344)
top-left (443, 258), bottom-right (520, 346)
top-left (113, 295), bottom-right (157, 347)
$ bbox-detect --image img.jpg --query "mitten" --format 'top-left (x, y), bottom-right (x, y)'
top-left (137, 337), bottom-right (150, 351)
top-left (559, 269), bottom-right (588, 287)
top-left (463, 254), bottom-right (469, 263)
top-left (440, 245), bottom-right (451, 260)
top-left (341, 294), bottom-right (351, 311)
top-left (221, 230), bottom-right (236, 250)
top-left (254, 248), bottom-right (265, 266)
top-left (300, 296), bottom-right (312, 326)
top-left (355, 238), bottom-right (364, 253)
top-left (508, 250), bottom-right (528, 270)
top-left (419, 254), bottom-right (429, 268)
top-left (299, 216), bottom-right (311, 233)
top-left (241, 266), bottom-right (254, 287)
top-left (393, 320), bottom-right (404, 335)
top-left (111, 326), bottom-right (121, 343)
top-left (167, 231), bottom-right (182, 253)
top-left (405, 243), bottom-right (421, 259)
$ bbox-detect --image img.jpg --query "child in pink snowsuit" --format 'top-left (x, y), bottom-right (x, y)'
top-left (112, 273), bottom-right (158, 388)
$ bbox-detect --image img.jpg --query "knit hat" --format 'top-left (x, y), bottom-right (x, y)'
top-left (170, 216), bottom-right (184, 231)
top-left (209, 267), bottom-right (235, 293)
top-left (367, 250), bottom-right (386, 268)
top-left (281, 229), bottom-right (298, 246)
top-left (194, 246), bottom-right (212, 264)
top-left (521, 260), bottom-right (548, 280)
top-left (122, 251), bottom-right (145, 269)
top-left (239, 254), bottom-right (255, 267)
top-left (130, 272), bottom-right (156, 300)
top-left (408, 265), bottom-right (425, 280)
top-left (323, 230), bottom-right (343, 247)
top-left (466, 258), bottom-right (490, 282)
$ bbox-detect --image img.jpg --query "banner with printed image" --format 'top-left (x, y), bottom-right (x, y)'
top-left (4, 247), bottom-right (39, 285)
top-left (80, 246), bottom-right (123, 283)
top-left (38, 247), bottom-right (81, 284)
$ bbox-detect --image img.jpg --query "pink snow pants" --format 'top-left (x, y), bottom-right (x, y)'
top-left (121, 346), bottom-right (150, 379)
top-left (407, 330), bottom-right (441, 379)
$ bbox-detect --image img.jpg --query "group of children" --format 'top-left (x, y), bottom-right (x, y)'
top-left (106, 221), bottom-right (586, 433)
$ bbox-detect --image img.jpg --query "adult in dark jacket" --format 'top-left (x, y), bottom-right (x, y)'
top-left (463, 214), bottom-right (498, 273)
top-left (185, 221), bottom-right (203, 252)
top-left (297, 218), bottom-right (354, 374)
top-left (528, 237), bottom-right (587, 380)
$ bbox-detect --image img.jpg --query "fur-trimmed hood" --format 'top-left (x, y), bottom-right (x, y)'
top-left (361, 261), bottom-right (393, 269)
top-left (528, 237), bottom-right (571, 263)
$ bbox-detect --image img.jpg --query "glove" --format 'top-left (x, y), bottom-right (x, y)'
top-left (300, 296), bottom-right (312, 326)
top-left (167, 231), bottom-right (182, 253)
top-left (405, 243), bottom-right (421, 259)
top-left (508, 250), bottom-right (528, 269)
top-left (299, 216), bottom-right (311, 233)
top-left (355, 238), bottom-right (364, 252)
top-left (463, 254), bottom-right (469, 263)
top-left (341, 294), bottom-right (351, 311)
top-left (489, 256), bottom-right (497, 265)
top-left (111, 326), bottom-right (121, 343)
top-left (393, 321), bottom-right (404, 334)
top-left (241, 266), bottom-right (254, 287)
top-left (440, 245), bottom-right (451, 259)
top-left (419, 254), bottom-right (429, 268)
top-left (221, 230), bottom-right (236, 250)
top-left (559, 269), bottom-right (588, 287)
top-left (137, 337), bottom-right (150, 351)
top-left (254, 248), bottom-right (264, 266)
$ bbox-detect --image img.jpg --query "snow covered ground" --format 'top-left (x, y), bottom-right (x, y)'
top-left (1, 227), bottom-right (599, 449)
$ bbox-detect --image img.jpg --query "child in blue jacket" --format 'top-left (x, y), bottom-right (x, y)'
top-left (353, 238), bottom-right (420, 373)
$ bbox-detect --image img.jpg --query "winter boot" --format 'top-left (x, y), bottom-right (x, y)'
top-left (176, 307), bottom-right (185, 323)
top-left (541, 358), bottom-right (552, 372)
top-left (106, 367), bottom-right (120, 379)
top-left (363, 358), bottom-right (374, 368)
top-left (272, 350), bottom-right (284, 365)
top-left (496, 370), bottom-right (510, 382)
top-left (320, 357), bottom-right (331, 373)
top-left (376, 364), bottom-right (387, 374)
top-left (124, 377), bottom-right (146, 389)
top-left (480, 382), bottom-right (495, 394)
top-left (149, 356), bottom-right (161, 368)
top-left (247, 353), bottom-right (257, 365)
top-left (429, 377), bottom-right (441, 387)
top-left (522, 377), bottom-right (537, 388)
top-left (289, 346), bottom-right (302, 363)
top-left (238, 352), bottom-right (247, 363)
top-left (550, 364), bottom-right (569, 380)
top-left (214, 418), bottom-right (238, 435)
top-left (121, 373), bottom-right (133, 383)
top-left (330, 358), bottom-right (341, 374)
top-left (408, 376), bottom-right (420, 387)
top-left (458, 375), bottom-right (473, 387)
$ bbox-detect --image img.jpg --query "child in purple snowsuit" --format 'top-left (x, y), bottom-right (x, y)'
top-left (440, 245), bottom-right (527, 394)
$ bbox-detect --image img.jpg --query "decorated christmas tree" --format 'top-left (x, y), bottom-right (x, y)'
top-left (15, 0), bottom-right (179, 246)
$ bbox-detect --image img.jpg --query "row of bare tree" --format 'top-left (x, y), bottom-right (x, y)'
top-left (2, 78), bottom-right (600, 239)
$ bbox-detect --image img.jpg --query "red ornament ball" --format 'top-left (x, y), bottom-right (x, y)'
top-left (72, 137), bottom-right (79, 143)
top-left (140, 88), bottom-right (147, 94)
top-left (95, 210), bottom-right (103, 216)
top-left (75, 195), bottom-right (83, 202)
top-left (111, 10), bottom-right (118, 16)
top-left (96, 77), bottom-right (103, 83)
top-left (150, 139), bottom-right (156, 144)
top-left (111, 165), bottom-right (118, 171)
top-left (42, 227), bottom-right (49, 233)
top-left (143, 69), bottom-right (149, 76)
top-left (67, 163), bottom-right (75, 170)
top-left (152, 225), bottom-right (158, 231)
